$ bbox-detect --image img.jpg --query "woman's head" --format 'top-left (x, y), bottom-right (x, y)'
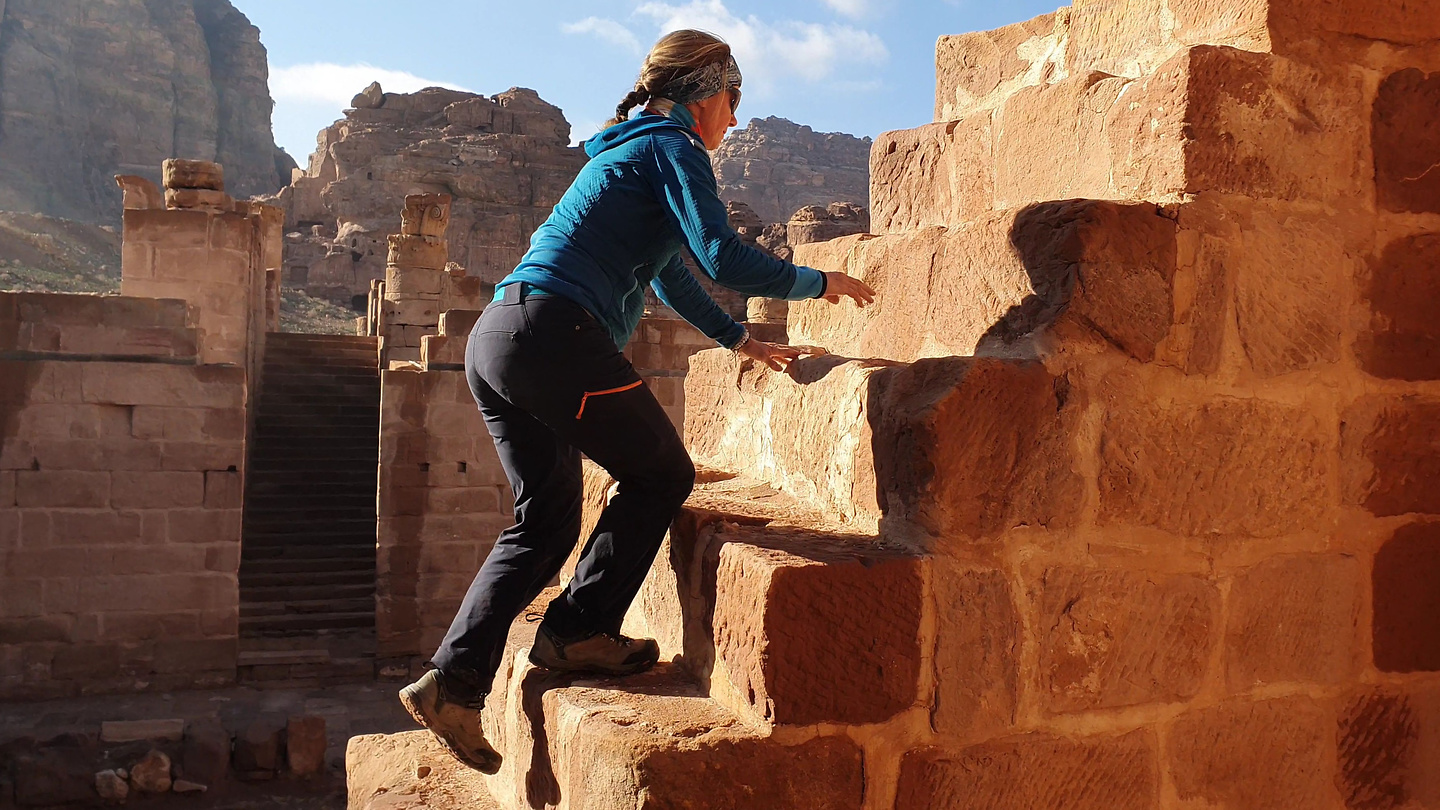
top-left (607, 29), bottom-right (742, 148)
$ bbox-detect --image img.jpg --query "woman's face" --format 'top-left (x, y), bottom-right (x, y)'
top-left (687, 88), bottom-right (739, 150)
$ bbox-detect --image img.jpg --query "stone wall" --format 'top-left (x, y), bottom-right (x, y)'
top-left (0, 292), bottom-right (246, 700)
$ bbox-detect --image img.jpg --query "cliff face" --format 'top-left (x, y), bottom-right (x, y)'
top-left (268, 85), bottom-right (587, 306)
top-left (713, 116), bottom-right (872, 225)
top-left (0, 0), bottom-right (293, 224)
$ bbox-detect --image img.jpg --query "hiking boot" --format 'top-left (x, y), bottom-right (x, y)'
top-left (398, 670), bottom-right (502, 774)
top-left (528, 625), bottom-right (660, 676)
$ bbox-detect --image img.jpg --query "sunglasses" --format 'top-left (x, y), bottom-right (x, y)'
top-left (729, 87), bottom-right (742, 114)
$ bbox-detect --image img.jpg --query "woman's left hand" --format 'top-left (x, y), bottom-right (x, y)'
top-left (738, 338), bottom-right (805, 372)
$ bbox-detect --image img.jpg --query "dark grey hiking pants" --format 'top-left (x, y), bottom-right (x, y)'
top-left (429, 284), bottom-right (695, 702)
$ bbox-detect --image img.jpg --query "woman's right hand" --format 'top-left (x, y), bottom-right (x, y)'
top-left (822, 272), bottom-right (876, 307)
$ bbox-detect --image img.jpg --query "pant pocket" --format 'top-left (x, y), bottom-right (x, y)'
top-left (575, 380), bottom-right (645, 419)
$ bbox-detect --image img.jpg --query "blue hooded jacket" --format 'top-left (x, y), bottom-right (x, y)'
top-left (492, 106), bottom-right (827, 350)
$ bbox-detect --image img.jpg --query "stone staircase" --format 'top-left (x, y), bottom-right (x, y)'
top-left (240, 333), bottom-right (381, 642)
top-left (350, 1), bottom-right (1440, 807)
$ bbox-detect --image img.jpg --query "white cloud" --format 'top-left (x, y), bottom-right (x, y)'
top-left (633, 0), bottom-right (887, 95)
top-left (562, 17), bottom-right (644, 54)
top-left (818, 0), bottom-right (870, 19)
top-left (270, 63), bottom-right (474, 108)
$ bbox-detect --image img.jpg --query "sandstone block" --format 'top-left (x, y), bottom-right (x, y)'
top-left (1342, 396), bottom-right (1440, 517)
top-left (934, 13), bottom-right (1065, 121)
top-left (111, 471), bottom-right (205, 509)
top-left (165, 188), bottom-right (231, 214)
top-left (1, 471), bottom-right (13, 509)
top-left (1229, 203), bottom-right (1352, 377)
top-left (1336, 683), bottom-right (1440, 809)
top-left (1168, 696), bottom-right (1337, 809)
top-left (204, 470), bottom-right (242, 509)
top-left (870, 357), bottom-right (1082, 542)
top-left (995, 72), bottom-right (1132, 210)
top-left (15, 470), bottom-right (109, 508)
top-left (385, 266), bottom-right (445, 297)
top-left (101, 719), bottom-right (185, 743)
top-left (163, 159), bottom-right (225, 192)
top-left (233, 721), bottom-right (284, 774)
top-left (1100, 394), bottom-right (1334, 536)
top-left (439, 309), bottom-right (483, 337)
top-left (95, 769), bottom-right (129, 803)
top-left (711, 529), bottom-right (923, 725)
top-left (116, 175), bottom-right (163, 210)
top-left (1373, 521), bottom-right (1440, 673)
top-left (384, 297), bottom-right (440, 327)
top-left (399, 194), bottom-right (452, 238)
top-left (870, 118), bottom-right (994, 233)
top-left (790, 201), bottom-right (1177, 364)
top-left (1226, 554), bottom-right (1363, 690)
top-left (286, 716), bottom-right (327, 776)
top-left (1358, 233), bottom-right (1440, 381)
top-left (388, 234), bottom-right (448, 271)
top-left (80, 363), bottom-right (244, 409)
top-left (1374, 69), bottom-right (1440, 214)
top-left (931, 564), bottom-right (1018, 739)
top-left (421, 335), bottom-right (465, 368)
top-left (182, 717), bottom-right (232, 788)
top-left (896, 730), bottom-right (1158, 810)
top-left (1035, 566), bottom-right (1217, 713)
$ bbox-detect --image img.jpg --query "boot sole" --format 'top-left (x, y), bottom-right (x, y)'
top-left (527, 647), bottom-right (660, 676)
top-left (398, 682), bottom-right (503, 775)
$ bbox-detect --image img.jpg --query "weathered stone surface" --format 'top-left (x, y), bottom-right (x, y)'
top-left (1225, 554), bottom-right (1363, 690)
top-left (1230, 203), bottom-right (1351, 376)
top-left (100, 719), bottom-right (185, 743)
top-left (268, 86), bottom-right (585, 304)
top-left (1374, 68), bottom-right (1440, 214)
top-left (1358, 233), bottom-right (1440, 381)
top-left (128, 749), bottom-right (172, 793)
top-left (870, 357), bottom-right (1082, 542)
top-left (181, 717), bottom-right (230, 788)
top-left (1336, 683), bottom-right (1440, 810)
top-left (995, 71), bottom-right (1132, 209)
top-left (286, 715), bottom-right (326, 776)
top-left (232, 720), bottom-right (282, 774)
top-left (785, 202), bottom-right (869, 247)
top-left (1372, 521), bottom-right (1440, 673)
top-left (1169, 696), bottom-right (1337, 810)
top-left (792, 201), bottom-right (1177, 363)
top-left (711, 527), bottom-right (923, 725)
top-left (935, 13), bottom-right (1065, 121)
top-left (346, 732), bottom-right (500, 810)
top-left (870, 119), bottom-right (994, 234)
top-left (896, 730), bottom-right (1158, 810)
top-left (1342, 396), bottom-right (1440, 518)
top-left (0, 0), bottom-right (292, 224)
top-left (711, 116), bottom-right (871, 225)
top-left (95, 769), bottom-right (129, 803)
top-left (931, 564), bottom-right (1018, 739)
top-left (163, 159), bottom-right (224, 192)
top-left (1101, 394), bottom-right (1334, 536)
top-left (1035, 567), bottom-right (1218, 713)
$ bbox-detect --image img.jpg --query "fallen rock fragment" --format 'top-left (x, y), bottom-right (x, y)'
top-left (95, 769), bottom-right (129, 803)
top-left (128, 750), bottom-right (172, 793)
top-left (173, 779), bottom-right (208, 794)
top-left (286, 715), bottom-right (327, 776)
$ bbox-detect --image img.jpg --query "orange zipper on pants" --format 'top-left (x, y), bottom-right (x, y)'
top-left (575, 380), bottom-right (644, 419)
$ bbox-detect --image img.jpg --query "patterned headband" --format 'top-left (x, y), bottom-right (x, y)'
top-left (656, 56), bottom-right (742, 105)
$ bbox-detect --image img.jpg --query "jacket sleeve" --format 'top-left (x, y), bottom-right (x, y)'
top-left (647, 132), bottom-right (826, 301)
top-left (651, 254), bottom-right (747, 348)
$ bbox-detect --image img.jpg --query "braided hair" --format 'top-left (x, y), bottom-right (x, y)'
top-left (602, 29), bottom-right (731, 129)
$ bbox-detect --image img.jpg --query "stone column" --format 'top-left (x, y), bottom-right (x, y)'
top-left (117, 160), bottom-right (279, 368)
top-left (382, 194), bottom-right (451, 365)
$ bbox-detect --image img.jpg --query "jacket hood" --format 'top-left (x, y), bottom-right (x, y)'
top-left (585, 112), bottom-right (701, 158)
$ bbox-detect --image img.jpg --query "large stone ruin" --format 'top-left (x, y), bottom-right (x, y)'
top-left (348, 0), bottom-right (1440, 807)
top-left (265, 85), bottom-right (588, 309)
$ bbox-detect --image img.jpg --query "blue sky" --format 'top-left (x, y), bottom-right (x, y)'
top-left (231, 0), bottom-right (1064, 163)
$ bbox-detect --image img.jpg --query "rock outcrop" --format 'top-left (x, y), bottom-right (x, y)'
top-left (0, 0), bottom-right (294, 224)
top-left (267, 85), bottom-right (587, 307)
top-left (713, 116), bottom-right (871, 225)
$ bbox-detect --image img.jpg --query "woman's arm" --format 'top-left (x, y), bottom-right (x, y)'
top-left (647, 133), bottom-right (826, 301)
top-left (650, 254), bottom-right (747, 348)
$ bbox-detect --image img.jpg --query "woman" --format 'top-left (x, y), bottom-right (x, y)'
top-left (400, 29), bottom-right (876, 773)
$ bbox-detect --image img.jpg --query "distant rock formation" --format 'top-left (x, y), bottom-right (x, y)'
top-left (0, 0), bottom-right (295, 224)
top-left (266, 85), bottom-right (587, 307)
top-left (713, 116), bottom-right (872, 225)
